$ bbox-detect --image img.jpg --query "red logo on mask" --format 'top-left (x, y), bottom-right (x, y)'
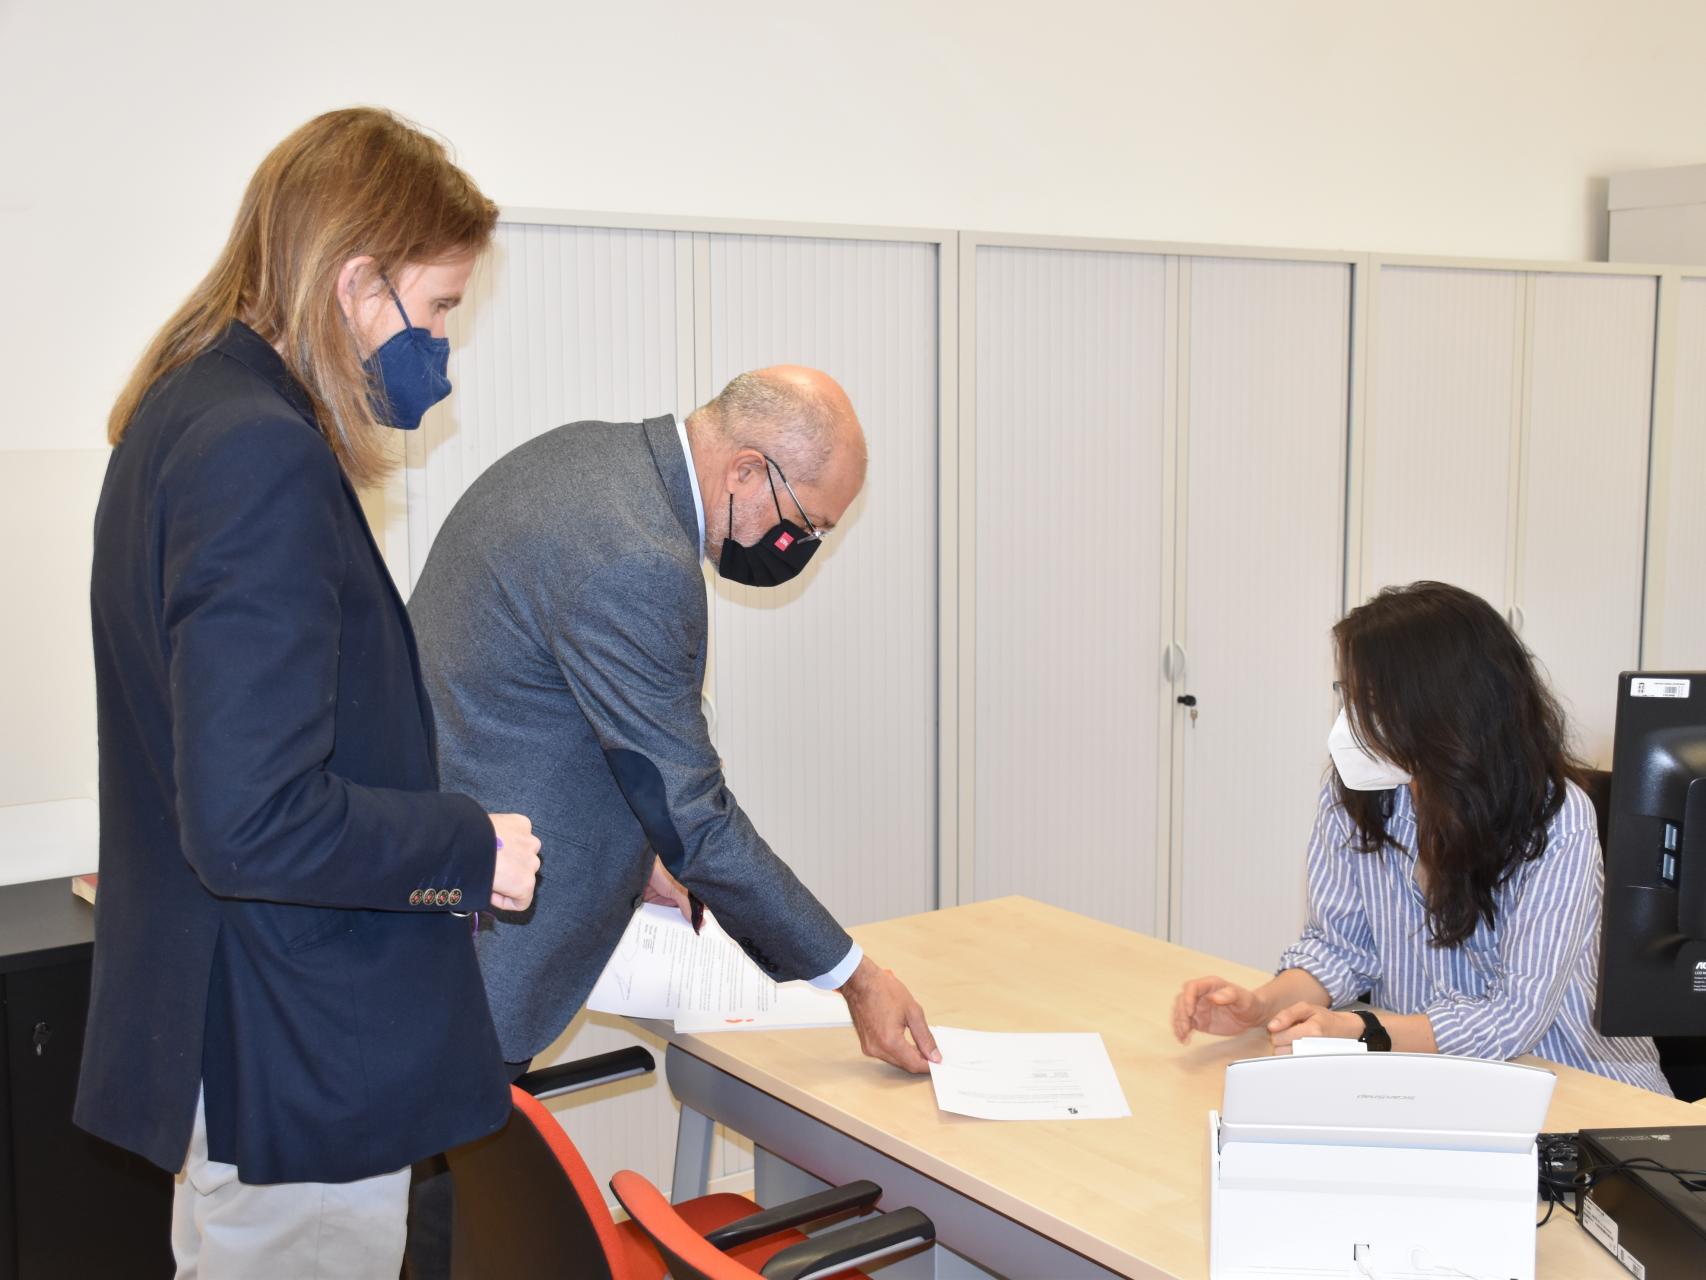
top-left (773, 532), bottom-right (795, 552)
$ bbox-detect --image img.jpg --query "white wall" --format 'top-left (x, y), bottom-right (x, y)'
top-left (0, 453), bottom-right (107, 807)
top-left (5, 0), bottom-right (1706, 814)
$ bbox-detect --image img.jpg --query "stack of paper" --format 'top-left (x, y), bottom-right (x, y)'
top-left (1289, 1035), bottom-right (1368, 1057)
top-left (587, 904), bottom-right (853, 1033)
top-left (927, 1027), bottom-right (1131, 1120)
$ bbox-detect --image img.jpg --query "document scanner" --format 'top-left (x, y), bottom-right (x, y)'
top-left (1208, 1053), bottom-right (1556, 1279)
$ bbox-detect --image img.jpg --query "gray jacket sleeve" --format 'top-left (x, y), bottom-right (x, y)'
top-left (549, 552), bottom-right (853, 981)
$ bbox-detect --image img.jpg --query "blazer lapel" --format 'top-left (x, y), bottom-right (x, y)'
top-left (642, 415), bottom-right (702, 555)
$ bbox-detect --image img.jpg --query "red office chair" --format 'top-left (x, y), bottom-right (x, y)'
top-left (612, 1168), bottom-right (935, 1280)
top-left (444, 1047), bottom-right (931, 1278)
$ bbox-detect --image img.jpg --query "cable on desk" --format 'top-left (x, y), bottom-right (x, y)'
top-left (1575, 1154), bottom-right (1706, 1194)
top-left (1536, 1132), bottom-right (1580, 1228)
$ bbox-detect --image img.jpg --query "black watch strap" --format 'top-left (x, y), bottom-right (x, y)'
top-left (1352, 1010), bottom-right (1392, 1052)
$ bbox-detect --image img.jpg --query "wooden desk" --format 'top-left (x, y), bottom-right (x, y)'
top-left (661, 896), bottom-right (1702, 1279)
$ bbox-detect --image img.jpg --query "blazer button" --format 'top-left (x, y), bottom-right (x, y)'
top-left (631, 894), bottom-right (643, 910)
top-left (434, 890), bottom-right (450, 907)
top-left (447, 889), bottom-right (462, 907)
top-left (409, 890), bottom-right (423, 906)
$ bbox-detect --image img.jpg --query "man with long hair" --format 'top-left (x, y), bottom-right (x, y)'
top-left (79, 109), bottom-right (541, 1275)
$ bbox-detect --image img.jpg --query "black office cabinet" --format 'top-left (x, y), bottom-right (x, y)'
top-left (0, 878), bottom-right (171, 1280)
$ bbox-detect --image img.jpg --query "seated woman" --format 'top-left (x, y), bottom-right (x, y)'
top-left (1171, 580), bottom-right (1671, 1094)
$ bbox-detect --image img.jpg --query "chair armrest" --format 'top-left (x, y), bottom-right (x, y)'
top-left (515, 1047), bottom-right (654, 1100)
top-left (759, 1208), bottom-right (935, 1280)
top-left (702, 1179), bottom-right (882, 1249)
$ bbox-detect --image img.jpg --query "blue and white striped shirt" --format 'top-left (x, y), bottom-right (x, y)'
top-left (1278, 781), bottom-right (1672, 1094)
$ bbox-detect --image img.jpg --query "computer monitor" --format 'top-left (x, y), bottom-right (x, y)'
top-left (1596, 671), bottom-right (1706, 1040)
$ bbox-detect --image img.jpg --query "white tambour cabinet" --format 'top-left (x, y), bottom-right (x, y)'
top-left (1645, 275), bottom-right (1706, 671)
top-left (969, 243), bottom-right (1171, 934)
top-left (699, 231), bottom-right (942, 933)
top-left (1358, 267), bottom-right (1524, 609)
top-left (1357, 263), bottom-right (1658, 765)
top-left (1519, 272), bottom-right (1656, 764)
top-left (967, 242), bottom-right (1352, 968)
top-left (1173, 257), bottom-right (1350, 968)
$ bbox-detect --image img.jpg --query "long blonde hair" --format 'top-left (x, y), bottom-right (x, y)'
top-left (108, 107), bottom-right (497, 487)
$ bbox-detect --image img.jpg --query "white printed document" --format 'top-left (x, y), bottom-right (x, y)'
top-left (587, 904), bottom-right (852, 1034)
top-left (927, 1027), bottom-right (1131, 1121)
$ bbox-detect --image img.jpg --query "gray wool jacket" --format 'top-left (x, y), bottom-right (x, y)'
top-left (408, 415), bottom-right (852, 1062)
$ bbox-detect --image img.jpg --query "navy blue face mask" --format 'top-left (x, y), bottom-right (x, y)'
top-left (363, 288), bottom-right (451, 431)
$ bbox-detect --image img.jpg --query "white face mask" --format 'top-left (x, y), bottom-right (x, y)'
top-left (1328, 708), bottom-right (1412, 791)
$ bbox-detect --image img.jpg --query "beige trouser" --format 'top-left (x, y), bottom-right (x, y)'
top-left (172, 1087), bottom-right (409, 1280)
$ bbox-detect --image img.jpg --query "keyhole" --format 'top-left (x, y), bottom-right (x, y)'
top-left (1177, 694), bottom-right (1198, 725)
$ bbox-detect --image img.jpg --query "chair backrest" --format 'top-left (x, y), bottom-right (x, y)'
top-left (1580, 767), bottom-right (1613, 853)
top-left (445, 1085), bottom-right (630, 1280)
top-left (611, 1170), bottom-right (756, 1280)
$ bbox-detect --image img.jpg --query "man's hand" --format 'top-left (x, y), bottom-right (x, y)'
top-left (640, 855), bottom-right (694, 925)
top-left (488, 813), bottom-right (541, 911)
top-left (1266, 1003), bottom-right (1364, 1053)
top-left (1171, 975), bottom-right (1269, 1044)
top-left (839, 956), bottom-right (940, 1074)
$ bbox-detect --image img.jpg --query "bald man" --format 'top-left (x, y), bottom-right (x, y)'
top-left (408, 369), bottom-right (937, 1082)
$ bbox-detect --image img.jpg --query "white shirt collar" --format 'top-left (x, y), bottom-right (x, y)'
top-left (673, 413), bottom-right (706, 557)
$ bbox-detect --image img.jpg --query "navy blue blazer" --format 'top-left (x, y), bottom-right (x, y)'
top-left (75, 322), bottom-right (511, 1184)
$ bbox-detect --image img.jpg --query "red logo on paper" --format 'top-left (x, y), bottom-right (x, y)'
top-left (773, 531), bottom-right (795, 552)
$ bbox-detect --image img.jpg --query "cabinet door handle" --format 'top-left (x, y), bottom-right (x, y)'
top-left (1162, 643), bottom-right (1189, 682)
top-left (32, 1021), bottom-right (51, 1057)
top-left (1506, 604), bottom-right (1526, 634)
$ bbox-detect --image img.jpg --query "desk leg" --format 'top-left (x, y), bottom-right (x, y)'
top-left (755, 1145), bottom-right (826, 1208)
top-left (671, 1103), bottom-right (715, 1203)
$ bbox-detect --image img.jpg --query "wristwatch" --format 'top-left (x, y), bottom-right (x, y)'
top-left (1352, 1010), bottom-right (1392, 1052)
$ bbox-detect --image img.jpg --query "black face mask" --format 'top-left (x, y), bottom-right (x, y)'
top-left (716, 456), bottom-right (825, 588)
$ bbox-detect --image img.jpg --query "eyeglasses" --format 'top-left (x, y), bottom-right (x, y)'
top-left (763, 455), bottom-right (830, 543)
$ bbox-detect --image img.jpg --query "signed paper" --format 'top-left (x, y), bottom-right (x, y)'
top-left (927, 1027), bottom-right (1131, 1121)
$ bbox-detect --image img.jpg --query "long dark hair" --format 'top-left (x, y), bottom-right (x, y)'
top-left (1333, 582), bottom-right (1585, 948)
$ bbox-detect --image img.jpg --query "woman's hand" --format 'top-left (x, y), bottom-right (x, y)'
top-left (1172, 976), bottom-right (1270, 1043)
top-left (1266, 1002), bottom-right (1365, 1052)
